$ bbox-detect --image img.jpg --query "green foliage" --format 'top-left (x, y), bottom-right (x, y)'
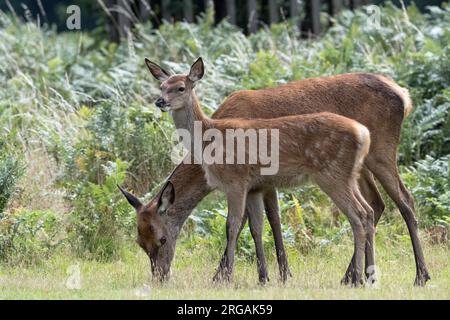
top-left (0, 140), bottom-right (23, 217)
top-left (0, 209), bottom-right (63, 264)
top-left (57, 102), bottom-right (174, 195)
top-left (402, 155), bottom-right (450, 227)
top-left (67, 159), bottom-right (135, 260)
top-left (242, 51), bottom-right (288, 89)
top-left (400, 90), bottom-right (450, 163)
top-left (0, 3), bottom-right (448, 263)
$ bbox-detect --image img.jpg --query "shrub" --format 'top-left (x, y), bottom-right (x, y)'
top-left (400, 90), bottom-right (450, 164)
top-left (67, 159), bottom-right (136, 260)
top-left (57, 101), bottom-right (174, 196)
top-left (0, 209), bottom-right (63, 264)
top-left (0, 140), bottom-right (24, 217)
top-left (402, 155), bottom-right (450, 227)
top-left (242, 51), bottom-right (288, 89)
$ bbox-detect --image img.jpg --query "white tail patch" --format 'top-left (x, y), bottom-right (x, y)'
top-left (352, 123), bottom-right (371, 177)
top-left (376, 75), bottom-right (413, 118)
top-left (400, 87), bottom-right (413, 117)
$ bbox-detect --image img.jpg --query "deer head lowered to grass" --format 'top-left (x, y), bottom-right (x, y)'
top-left (140, 57), bottom-right (378, 287)
top-left (120, 56), bottom-right (429, 287)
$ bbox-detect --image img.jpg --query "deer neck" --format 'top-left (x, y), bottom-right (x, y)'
top-left (171, 91), bottom-right (209, 131)
top-left (171, 91), bottom-right (212, 157)
top-left (166, 163), bottom-right (212, 226)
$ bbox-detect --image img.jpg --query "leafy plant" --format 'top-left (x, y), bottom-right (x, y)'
top-left (0, 140), bottom-right (24, 217)
top-left (0, 209), bottom-right (63, 264)
top-left (242, 51), bottom-right (288, 89)
top-left (400, 90), bottom-right (450, 164)
top-left (67, 159), bottom-right (135, 260)
top-left (402, 155), bottom-right (450, 227)
top-left (58, 101), bottom-right (174, 195)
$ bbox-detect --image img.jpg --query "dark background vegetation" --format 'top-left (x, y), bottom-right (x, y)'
top-left (1, 1), bottom-right (446, 33)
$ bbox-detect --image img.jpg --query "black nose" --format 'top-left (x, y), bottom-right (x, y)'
top-left (160, 236), bottom-right (167, 245)
top-left (155, 97), bottom-right (165, 108)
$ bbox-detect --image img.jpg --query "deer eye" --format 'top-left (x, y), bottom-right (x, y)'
top-left (178, 87), bottom-right (185, 92)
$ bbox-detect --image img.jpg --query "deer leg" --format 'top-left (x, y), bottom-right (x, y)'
top-left (353, 186), bottom-right (376, 286)
top-left (263, 188), bottom-right (291, 283)
top-left (341, 169), bottom-right (384, 285)
top-left (213, 188), bottom-right (247, 283)
top-left (368, 157), bottom-right (430, 286)
top-left (316, 178), bottom-right (367, 287)
top-left (215, 211), bottom-right (248, 282)
top-left (246, 192), bottom-right (269, 284)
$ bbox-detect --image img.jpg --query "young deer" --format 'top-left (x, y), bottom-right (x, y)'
top-left (121, 58), bottom-right (429, 287)
top-left (145, 57), bottom-right (374, 286)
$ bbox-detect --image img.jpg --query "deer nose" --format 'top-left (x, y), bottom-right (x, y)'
top-left (155, 97), bottom-right (165, 108)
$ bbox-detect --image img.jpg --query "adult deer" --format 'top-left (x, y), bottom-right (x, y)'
top-left (141, 57), bottom-right (375, 286)
top-left (120, 57), bottom-right (430, 286)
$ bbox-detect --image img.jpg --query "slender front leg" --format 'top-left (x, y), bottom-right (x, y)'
top-left (342, 169), bottom-right (384, 285)
top-left (213, 188), bottom-right (247, 283)
top-left (368, 157), bottom-right (430, 286)
top-left (353, 187), bottom-right (377, 286)
top-left (264, 188), bottom-right (291, 283)
top-left (316, 178), bottom-right (367, 287)
top-left (214, 212), bottom-right (248, 281)
top-left (246, 192), bottom-right (269, 284)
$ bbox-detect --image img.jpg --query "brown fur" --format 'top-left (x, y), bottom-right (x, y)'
top-left (150, 59), bottom-right (375, 286)
top-left (133, 63), bottom-right (429, 286)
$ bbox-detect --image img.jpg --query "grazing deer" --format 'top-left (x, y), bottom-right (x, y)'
top-left (142, 57), bottom-right (374, 286)
top-left (121, 57), bottom-right (429, 286)
top-left (119, 167), bottom-right (289, 284)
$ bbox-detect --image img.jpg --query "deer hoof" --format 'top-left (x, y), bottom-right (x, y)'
top-left (340, 272), bottom-right (353, 286)
top-left (414, 266), bottom-right (431, 287)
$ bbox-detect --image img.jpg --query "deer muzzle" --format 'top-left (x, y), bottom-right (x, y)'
top-left (155, 97), bottom-right (170, 111)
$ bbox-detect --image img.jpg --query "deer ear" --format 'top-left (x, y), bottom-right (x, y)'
top-left (188, 57), bottom-right (204, 82)
top-left (145, 58), bottom-right (171, 81)
top-left (157, 181), bottom-right (175, 215)
top-left (117, 185), bottom-right (143, 211)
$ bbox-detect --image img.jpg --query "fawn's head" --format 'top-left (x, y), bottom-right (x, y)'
top-left (145, 57), bottom-right (204, 112)
top-left (118, 182), bottom-right (176, 279)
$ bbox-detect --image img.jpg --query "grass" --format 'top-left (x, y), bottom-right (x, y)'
top-left (0, 3), bottom-right (448, 300)
top-left (0, 238), bottom-right (448, 300)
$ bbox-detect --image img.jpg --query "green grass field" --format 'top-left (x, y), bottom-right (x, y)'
top-left (1, 238), bottom-right (448, 300)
